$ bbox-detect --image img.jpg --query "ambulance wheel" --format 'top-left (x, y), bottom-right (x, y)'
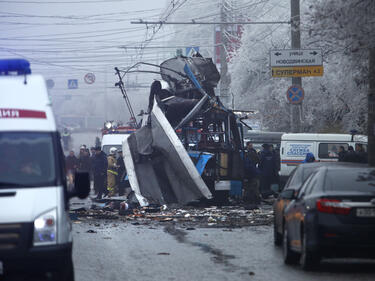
top-left (51, 257), bottom-right (74, 281)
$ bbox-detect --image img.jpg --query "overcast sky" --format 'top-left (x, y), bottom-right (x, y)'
top-left (0, 0), bottom-right (179, 122)
top-left (0, 0), bottom-right (172, 94)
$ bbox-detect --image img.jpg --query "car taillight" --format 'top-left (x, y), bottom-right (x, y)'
top-left (316, 199), bottom-right (351, 215)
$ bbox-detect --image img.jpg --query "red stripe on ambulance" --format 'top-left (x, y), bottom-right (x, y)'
top-left (0, 108), bottom-right (46, 119)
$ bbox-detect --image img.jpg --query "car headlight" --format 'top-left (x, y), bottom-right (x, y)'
top-left (33, 209), bottom-right (57, 246)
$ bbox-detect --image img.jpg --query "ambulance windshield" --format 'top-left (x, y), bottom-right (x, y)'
top-left (0, 132), bottom-right (56, 188)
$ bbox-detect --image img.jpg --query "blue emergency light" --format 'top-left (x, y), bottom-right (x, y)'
top-left (0, 59), bottom-right (31, 75)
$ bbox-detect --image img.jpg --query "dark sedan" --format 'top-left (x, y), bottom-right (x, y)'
top-left (273, 162), bottom-right (337, 246)
top-left (282, 164), bottom-right (375, 270)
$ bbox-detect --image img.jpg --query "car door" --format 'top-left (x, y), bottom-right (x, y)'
top-left (274, 169), bottom-right (298, 233)
top-left (286, 174), bottom-right (316, 251)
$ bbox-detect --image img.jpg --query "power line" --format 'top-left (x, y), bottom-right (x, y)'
top-left (0, 0), bottom-right (133, 3)
top-left (131, 20), bottom-right (290, 25)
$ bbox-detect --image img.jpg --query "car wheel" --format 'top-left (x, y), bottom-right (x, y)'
top-left (300, 228), bottom-right (320, 270)
top-left (283, 227), bottom-right (299, 264)
top-left (273, 216), bottom-right (282, 246)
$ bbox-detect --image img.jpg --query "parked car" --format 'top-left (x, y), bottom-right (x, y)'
top-left (273, 162), bottom-right (335, 246)
top-left (282, 163), bottom-right (373, 270)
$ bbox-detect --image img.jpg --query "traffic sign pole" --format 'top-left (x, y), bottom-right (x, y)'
top-left (291, 0), bottom-right (302, 133)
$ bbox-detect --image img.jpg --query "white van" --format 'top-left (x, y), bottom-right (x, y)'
top-left (0, 59), bottom-right (89, 280)
top-left (101, 122), bottom-right (135, 155)
top-left (280, 133), bottom-right (368, 180)
top-left (101, 133), bottom-right (130, 155)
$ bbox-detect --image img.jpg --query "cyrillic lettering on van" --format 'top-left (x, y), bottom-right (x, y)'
top-left (0, 108), bottom-right (46, 119)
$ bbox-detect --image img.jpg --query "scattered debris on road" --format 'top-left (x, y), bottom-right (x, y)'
top-left (70, 198), bottom-right (274, 228)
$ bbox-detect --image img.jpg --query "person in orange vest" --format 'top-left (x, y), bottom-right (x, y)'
top-left (107, 147), bottom-right (118, 197)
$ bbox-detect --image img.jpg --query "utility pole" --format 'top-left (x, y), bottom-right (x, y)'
top-left (219, 0), bottom-right (231, 107)
top-left (290, 0), bottom-right (302, 133)
top-left (368, 47), bottom-right (375, 166)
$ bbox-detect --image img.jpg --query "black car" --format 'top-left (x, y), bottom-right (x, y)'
top-left (282, 163), bottom-right (374, 270)
top-left (273, 162), bottom-right (338, 246)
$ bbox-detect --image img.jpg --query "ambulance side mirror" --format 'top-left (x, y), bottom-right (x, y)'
top-left (69, 171), bottom-right (90, 199)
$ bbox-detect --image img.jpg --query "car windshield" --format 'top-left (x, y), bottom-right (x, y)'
top-left (324, 169), bottom-right (375, 192)
top-left (301, 166), bottom-right (320, 182)
top-left (0, 132), bottom-right (56, 188)
top-left (102, 145), bottom-right (121, 155)
top-left (287, 165), bottom-right (321, 188)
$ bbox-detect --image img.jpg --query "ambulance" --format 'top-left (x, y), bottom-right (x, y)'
top-left (280, 133), bottom-right (368, 182)
top-left (0, 59), bottom-right (90, 280)
top-left (101, 121), bottom-right (135, 154)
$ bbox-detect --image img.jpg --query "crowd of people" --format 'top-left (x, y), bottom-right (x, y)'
top-left (65, 140), bottom-right (368, 203)
top-left (65, 145), bottom-right (127, 200)
top-left (338, 144), bottom-right (368, 163)
top-left (243, 141), bottom-right (368, 202)
top-left (243, 142), bottom-right (280, 201)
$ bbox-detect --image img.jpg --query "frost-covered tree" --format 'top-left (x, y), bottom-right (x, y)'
top-left (306, 0), bottom-right (375, 163)
top-left (230, 0), bottom-right (290, 131)
top-left (305, 0), bottom-right (375, 131)
top-left (230, 0), bottom-right (375, 134)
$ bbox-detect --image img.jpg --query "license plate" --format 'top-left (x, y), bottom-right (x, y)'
top-left (356, 208), bottom-right (375, 217)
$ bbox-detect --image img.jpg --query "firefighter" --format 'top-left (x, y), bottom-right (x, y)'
top-left (107, 147), bottom-right (118, 197)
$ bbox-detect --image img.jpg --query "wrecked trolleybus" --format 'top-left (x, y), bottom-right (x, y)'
top-left (117, 55), bottom-right (247, 206)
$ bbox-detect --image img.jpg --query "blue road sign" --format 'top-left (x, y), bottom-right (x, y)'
top-left (286, 85), bottom-right (304, 104)
top-left (68, 79), bottom-right (78, 89)
top-left (185, 46), bottom-right (199, 56)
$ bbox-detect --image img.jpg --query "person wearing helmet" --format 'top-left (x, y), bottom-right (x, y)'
top-left (107, 147), bottom-right (118, 197)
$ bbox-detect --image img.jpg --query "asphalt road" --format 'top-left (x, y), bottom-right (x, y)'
top-left (72, 221), bottom-right (375, 281)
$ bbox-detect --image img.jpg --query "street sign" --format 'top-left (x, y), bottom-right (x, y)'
top-left (46, 79), bottom-right (54, 89)
top-left (272, 66), bottom-right (323, 78)
top-left (286, 85), bottom-right (304, 104)
top-left (84, 73), bottom-right (95, 84)
top-left (186, 46), bottom-right (199, 57)
top-left (270, 49), bottom-right (322, 67)
top-left (68, 79), bottom-right (78, 89)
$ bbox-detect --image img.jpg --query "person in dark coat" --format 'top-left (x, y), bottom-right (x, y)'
top-left (78, 146), bottom-right (91, 172)
top-left (246, 142), bottom-right (260, 166)
top-left (116, 150), bottom-right (127, 196)
top-left (243, 149), bottom-right (261, 204)
top-left (344, 146), bottom-right (358, 162)
top-left (272, 145), bottom-right (281, 172)
top-left (338, 146), bottom-right (347, 162)
top-left (89, 147), bottom-right (96, 192)
top-left (65, 150), bottom-right (78, 173)
top-left (355, 143), bottom-right (368, 163)
top-left (65, 150), bottom-right (78, 190)
top-left (92, 147), bottom-right (108, 200)
top-left (258, 144), bottom-right (278, 198)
